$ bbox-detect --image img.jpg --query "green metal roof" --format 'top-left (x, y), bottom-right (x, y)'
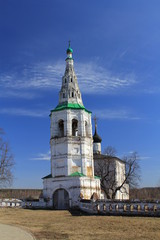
top-left (42, 172), bottom-right (100, 179)
top-left (51, 102), bottom-right (92, 114)
top-left (69, 172), bottom-right (100, 179)
top-left (69, 172), bottom-right (86, 177)
top-left (67, 47), bottom-right (73, 54)
top-left (94, 175), bottom-right (101, 179)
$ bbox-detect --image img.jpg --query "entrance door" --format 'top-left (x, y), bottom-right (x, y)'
top-left (53, 189), bottom-right (69, 210)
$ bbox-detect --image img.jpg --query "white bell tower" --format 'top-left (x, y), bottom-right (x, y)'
top-left (43, 43), bottom-right (101, 209)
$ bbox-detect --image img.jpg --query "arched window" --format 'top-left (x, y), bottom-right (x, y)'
top-left (63, 93), bottom-right (65, 98)
top-left (71, 78), bottom-right (72, 82)
top-left (58, 120), bottom-right (64, 137)
top-left (72, 92), bottom-right (74, 97)
top-left (72, 119), bottom-right (78, 136)
top-left (65, 78), bottom-right (67, 83)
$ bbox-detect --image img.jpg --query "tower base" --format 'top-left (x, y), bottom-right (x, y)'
top-left (43, 176), bottom-right (101, 209)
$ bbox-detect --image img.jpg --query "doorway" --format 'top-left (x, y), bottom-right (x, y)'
top-left (53, 189), bottom-right (69, 210)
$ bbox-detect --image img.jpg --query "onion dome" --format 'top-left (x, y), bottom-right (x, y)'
top-left (66, 40), bottom-right (73, 54)
top-left (66, 47), bottom-right (73, 54)
top-left (93, 126), bottom-right (102, 143)
top-left (66, 41), bottom-right (73, 61)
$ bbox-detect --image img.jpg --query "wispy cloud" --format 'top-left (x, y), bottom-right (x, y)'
top-left (0, 108), bottom-right (48, 117)
top-left (0, 60), bottom-right (136, 98)
top-left (75, 62), bottom-right (136, 94)
top-left (0, 106), bottom-right (140, 120)
top-left (30, 151), bottom-right (50, 161)
top-left (92, 108), bottom-right (140, 120)
top-left (0, 89), bottom-right (38, 99)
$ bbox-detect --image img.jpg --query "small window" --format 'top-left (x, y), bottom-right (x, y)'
top-left (71, 78), bottom-right (72, 82)
top-left (72, 92), bottom-right (74, 97)
top-left (65, 78), bottom-right (67, 83)
top-left (63, 93), bottom-right (65, 98)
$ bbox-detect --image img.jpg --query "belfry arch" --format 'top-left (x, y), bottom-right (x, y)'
top-left (58, 120), bottom-right (64, 137)
top-left (72, 119), bottom-right (78, 136)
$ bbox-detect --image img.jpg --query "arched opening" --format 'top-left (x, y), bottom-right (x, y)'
top-left (72, 92), bottom-right (74, 97)
top-left (53, 189), bottom-right (69, 210)
top-left (72, 119), bottom-right (78, 136)
top-left (58, 120), bottom-right (64, 137)
top-left (71, 78), bottom-right (72, 82)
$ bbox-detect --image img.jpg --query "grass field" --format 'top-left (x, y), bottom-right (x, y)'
top-left (0, 208), bottom-right (160, 240)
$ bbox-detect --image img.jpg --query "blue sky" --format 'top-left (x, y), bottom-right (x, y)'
top-left (0, 0), bottom-right (160, 188)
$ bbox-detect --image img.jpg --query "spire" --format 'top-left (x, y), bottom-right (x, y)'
top-left (93, 115), bottom-right (102, 143)
top-left (58, 43), bottom-right (83, 106)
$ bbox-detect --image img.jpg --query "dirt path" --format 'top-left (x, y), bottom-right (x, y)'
top-left (0, 223), bottom-right (35, 240)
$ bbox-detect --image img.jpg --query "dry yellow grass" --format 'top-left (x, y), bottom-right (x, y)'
top-left (0, 208), bottom-right (160, 240)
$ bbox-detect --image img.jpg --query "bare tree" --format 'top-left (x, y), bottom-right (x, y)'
top-left (0, 128), bottom-right (14, 187)
top-left (103, 145), bottom-right (117, 157)
top-left (94, 146), bottom-right (141, 199)
top-left (123, 152), bottom-right (141, 189)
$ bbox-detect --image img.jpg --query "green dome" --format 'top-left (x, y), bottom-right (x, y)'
top-left (67, 47), bottom-right (73, 54)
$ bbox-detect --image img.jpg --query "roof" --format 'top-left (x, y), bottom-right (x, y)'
top-left (51, 102), bottom-right (92, 114)
top-left (42, 172), bottom-right (100, 179)
top-left (93, 125), bottom-right (102, 143)
top-left (69, 171), bottom-right (86, 177)
top-left (69, 172), bottom-right (100, 179)
top-left (67, 47), bottom-right (73, 54)
top-left (93, 153), bottom-right (125, 164)
top-left (42, 174), bottom-right (52, 179)
top-left (94, 175), bottom-right (101, 179)
top-left (93, 131), bottom-right (102, 143)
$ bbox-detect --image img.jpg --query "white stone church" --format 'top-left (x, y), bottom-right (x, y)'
top-left (42, 44), bottom-right (129, 209)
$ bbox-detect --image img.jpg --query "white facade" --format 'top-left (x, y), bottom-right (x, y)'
top-left (93, 142), bottom-right (101, 155)
top-left (43, 44), bottom-right (101, 209)
top-left (94, 155), bottom-right (129, 200)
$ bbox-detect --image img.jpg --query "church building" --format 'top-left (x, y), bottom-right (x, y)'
top-left (93, 120), bottom-right (129, 200)
top-left (42, 44), bottom-right (101, 209)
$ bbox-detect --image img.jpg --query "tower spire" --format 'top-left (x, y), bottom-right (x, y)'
top-left (68, 40), bottom-right (71, 48)
top-left (58, 43), bottom-right (83, 106)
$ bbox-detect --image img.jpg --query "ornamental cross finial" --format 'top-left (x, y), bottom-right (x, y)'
top-left (68, 40), bottom-right (71, 48)
top-left (93, 115), bottom-right (98, 128)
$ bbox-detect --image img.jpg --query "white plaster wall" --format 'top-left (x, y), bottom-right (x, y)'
top-left (50, 109), bottom-right (94, 177)
top-left (43, 176), bottom-right (101, 207)
top-left (93, 142), bottom-right (101, 154)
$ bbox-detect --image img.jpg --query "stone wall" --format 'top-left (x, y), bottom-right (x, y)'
top-left (79, 200), bottom-right (160, 216)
